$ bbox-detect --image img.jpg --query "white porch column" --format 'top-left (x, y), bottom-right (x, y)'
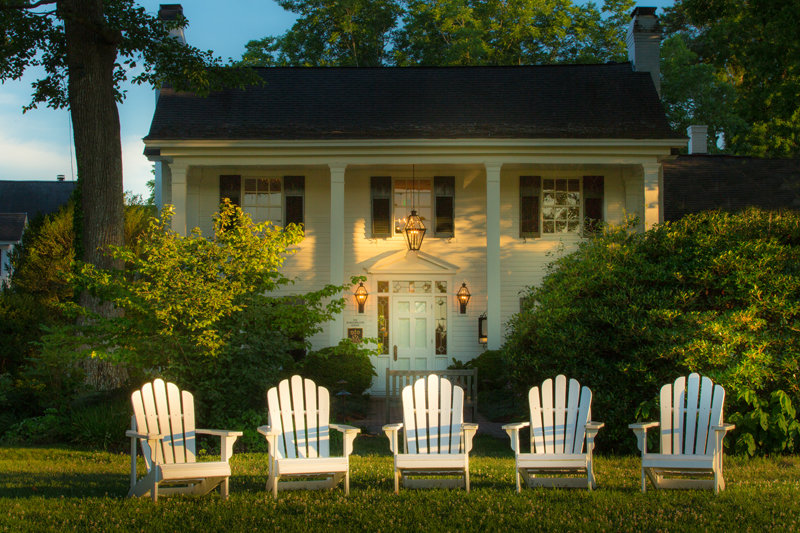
top-left (642, 162), bottom-right (662, 230)
top-left (485, 162), bottom-right (502, 350)
top-left (329, 163), bottom-right (347, 346)
top-left (170, 163), bottom-right (188, 236)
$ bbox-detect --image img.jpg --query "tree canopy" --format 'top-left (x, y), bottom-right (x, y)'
top-left (661, 0), bottom-right (800, 156)
top-left (242, 0), bottom-right (636, 67)
top-left (0, 0), bottom-right (254, 316)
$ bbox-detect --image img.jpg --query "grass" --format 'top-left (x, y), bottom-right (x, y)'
top-left (0, 435), bottom-right (798, 532)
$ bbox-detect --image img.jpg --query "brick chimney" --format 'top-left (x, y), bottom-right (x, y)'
top-left (687, 125), bottom-right (708, 154)
top-left (158, 4), bottom-right (186, 45)
top-left (626, 7), bottom-right (662, 97)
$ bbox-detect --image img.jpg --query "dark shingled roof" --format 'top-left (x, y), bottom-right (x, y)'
top-left (0, 181), bottom-right (76, 220)
top-left (0, 213), bottom-right (26, 242)
top-left (663, 155), bottom-right (800, 221)
top-left (146, 64), bottom-right (682, 141)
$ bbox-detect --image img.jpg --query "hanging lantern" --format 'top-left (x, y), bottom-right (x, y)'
top-left (354, 282), bottom-right (368, 313)
top-left (404, 210), bottom-right (426, 251)
top-left (456, 282), bottom-right (471, 314)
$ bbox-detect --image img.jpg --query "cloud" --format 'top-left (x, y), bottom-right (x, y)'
top-left (122, 136), bottom-right (153, 198)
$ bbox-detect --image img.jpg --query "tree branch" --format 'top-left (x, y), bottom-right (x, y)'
top-left (0, 0), bottom-right (57, 10)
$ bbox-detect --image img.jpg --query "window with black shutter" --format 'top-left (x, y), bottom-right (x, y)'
top-left (583, 175), bottom-right (604, 234)
top-left (219, 175), bottom-right (241, 206)
top-left (519, 175), bottom-right (541, 238)
top-left (284, 175), bottom-right (304, 227)
top-left (434, 176), bottom-right (455, 238)
top-left (371, 176), bottom-right (391, 238)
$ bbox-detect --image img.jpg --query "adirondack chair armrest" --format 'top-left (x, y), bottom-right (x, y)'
top-left (257, 425), bottom-right (278, 437)
top-left (712, 423), bottom-right (735, 433)
top-left (629, 421), bottom-right (659, 454)
top-left (196, 428), bottom-right (243, 463)
top-left (125, 430), bottom-right (165, 441)
top-left (196, 428), bottom-right (244, 437)
top-left (382, 423), bottom-right (403, 455)
top-left (585, 421), bottom-right (604, 434)
top-left (501, 421), bottom-right (530, 454)
top-left (462, 423), bottom-right (479, 454)
top-left (331, 424), bottom-right (361, 457)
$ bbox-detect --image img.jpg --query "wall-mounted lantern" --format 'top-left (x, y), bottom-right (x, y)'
top-left (456, 282), bottom-right (471, 314)
top-left (404, 210), bottom-right (426, 251)
top-left (478, 312), bottom-right (488, 344)
top-left (354, 282), bottom-right (368, 313)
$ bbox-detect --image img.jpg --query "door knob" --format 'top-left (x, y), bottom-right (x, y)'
top-left (393, 345), bottom-right (397, 361)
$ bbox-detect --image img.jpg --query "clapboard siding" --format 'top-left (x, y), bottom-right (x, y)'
top-left (180, 163), bottom-right (639, 365)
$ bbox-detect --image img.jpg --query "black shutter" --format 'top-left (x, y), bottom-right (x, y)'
top-left (434, 176), bottom-right (455, 237)
top-left (583, 175), bottom-right (604, 234)
top-left (284, 175), bottom-right (304, 227)
top-left (220, 175), bottom-right (241, 206)
top-left (371, 176), bottom-right (391, 238)
top-left (520, 175), bottom-right (541, 238)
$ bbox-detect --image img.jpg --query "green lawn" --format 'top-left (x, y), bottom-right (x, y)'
top-left (0, 435), bottom-right (798, 532)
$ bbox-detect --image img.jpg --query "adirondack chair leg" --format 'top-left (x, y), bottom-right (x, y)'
top-left (394, 469), bottom-right (400, 494)
top-left (221, 478), bottom-right (229, 500)
top-left (345, 470), bottom-right (350, 496)
top-left (465, 468), bottom-right (470, 493)
top-left (272, 474), bottom-right (280, 500)
top-left (641, 470), bottom-right (647, 493)
top-left (152, 481), bottom-right (158, 502)
top-left (515, 468), bottom-right (521, 493)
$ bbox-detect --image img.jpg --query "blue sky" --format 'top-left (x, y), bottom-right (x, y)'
top-left (0, 1), bottom-right (674, 198)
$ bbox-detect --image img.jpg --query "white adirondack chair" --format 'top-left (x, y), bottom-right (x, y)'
top-left (382, 374), bottom-right (478, 493)
top-left (629, 373), bottom-right (735, 493)
top-left (502, 375), bottom-right (604, 491)
top-left (257, 375), bottom-right (360, 499)
top-left (126, 378), bottom-right (243, 502)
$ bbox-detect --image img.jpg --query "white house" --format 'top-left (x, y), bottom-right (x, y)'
top-left (145, 6), bottom-right (684, 393)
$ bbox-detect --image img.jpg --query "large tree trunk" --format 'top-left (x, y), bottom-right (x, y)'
top-left (60, 0), bottom-right (124, 316)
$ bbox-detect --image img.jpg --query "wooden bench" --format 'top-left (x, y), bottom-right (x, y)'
top-left (385, 369), bottom-right (478, 424)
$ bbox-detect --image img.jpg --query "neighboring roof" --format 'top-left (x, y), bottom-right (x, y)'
top-left (663, 155), bottom-right (800, 221)
top-left (146, 64), bottom-right (682, 142)
top-left (0, 180), bottom-right (76, 220)
top-left (0, 213), bottom-right (27, 243)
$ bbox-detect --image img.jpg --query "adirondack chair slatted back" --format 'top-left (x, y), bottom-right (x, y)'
top-left (659, 373), bottom-right (725, 456)
top-left (131, 378), bottom-right (197, 471)
top-left (267, 376), bottom-right (331, 460)
top-left (403, 375), bottom-right (464, 454)
top-left (529, 375), bottom-right (592, 455)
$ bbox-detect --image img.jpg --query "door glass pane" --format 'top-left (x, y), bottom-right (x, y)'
top-left (414, 318), bottom-right (427, 347)
top-left (397, 301), bottom-right (410, 314)
top-left (378, 281), bottom-right (389, 293)
top-left (435, 296), bottom-right (447, 355)
top-left (436, 281), bottom-right (447, 294)
top-left (378, 296), bottom-right (389, 354)
top-left (415, 301), bottom-right (426, 314)
top-left (397, 318), bottom-right (410, 348)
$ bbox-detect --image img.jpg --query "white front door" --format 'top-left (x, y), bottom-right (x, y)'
top-left (391, 295), bottom-right (433, 371)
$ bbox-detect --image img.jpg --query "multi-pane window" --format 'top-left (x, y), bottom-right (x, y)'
top-left (520, 176), bottom-right (604, 237)
top-left (371, 176), bottom-right (456, 239)
top-left (542, 178), bottom-right (580, 234)
top-left (219, 175), bottom-right (304, 227)
top-left (394, 179), bottom-right (432, 234)
top-left (244, 177), bottom-right (282, 226)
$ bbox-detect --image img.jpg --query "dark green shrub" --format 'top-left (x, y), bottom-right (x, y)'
top-left (69, 394), bottom-right (130, 451)
top-left (449, 350), bottom-right (524, 421)
top-left (729, 389), bottom-right (800, 456)
top-left (504, 209), bottom-right (800, 454)
top-left (301, 339), bottom-right (378, 397)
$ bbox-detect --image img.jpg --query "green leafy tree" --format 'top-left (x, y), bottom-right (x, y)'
top-left (504, 210), bottom-right (800, 454)
top-left (244, 0), bottom-right (634, 67)
top-left (662, 0), bottom-right (800, 156)
top-left (0, 1), bottom-right (254, 316)
top-left (242, 0), bottom-right (401, 66)
top-left (659, 34), bottom-right (741, 152)
top-left (41, 201), bottom-right (359, 420)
